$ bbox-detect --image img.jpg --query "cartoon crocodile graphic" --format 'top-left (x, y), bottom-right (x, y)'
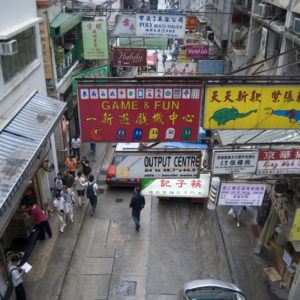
top-left (265, 107), bottom-right (300, 122)
top-left (209, 107), bottom-right (257, 125)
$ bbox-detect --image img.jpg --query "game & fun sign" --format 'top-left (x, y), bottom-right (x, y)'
top-left (141, 174), bottom-right (210, 198)
top-left (213, 151), bottom-right (258, 174)
top-left (257, 149), bottom-right (300, 174)
top-left (218, 183), bottom-right (266, 206)
top-left (78, 84), bottom-right (202, 143)
top-left (115, 153), bottom-right (201, 179)
top-left (204, 86), bottom-right (300, 129)
top-left (136, 14), bottom-right (186, 39)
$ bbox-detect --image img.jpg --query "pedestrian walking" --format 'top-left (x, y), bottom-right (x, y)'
top-left (62, 170), bottom-right (75, 189)
top-left (162, 52), bottom-right (167, 67)
top-left (61, 185), bottom-right (75, 223)
top-left (90, 143), bottom-right (96, 155)
top-left (129, 187), bottom-right (145, 231)
top-left (53, 192), bottom-right (66, 233)
top-left (71, 134), bottom-right (81, 161)
top-left (8, 255), bottom-right (27, 300)
top-left (75, 171), bottom-right (86, 207)
top-left (81, 156), bottom-right (91, 178)
top-left (54, 172), bottom-right (63, 194)
top-left (65, 155), bottom-right (77, 178)
top-left (24, 203), bottom-right (52, 240)
top-left (232, 205), bottom-right (245, 227)
top-left (81, 174), bottom-right (99, 217)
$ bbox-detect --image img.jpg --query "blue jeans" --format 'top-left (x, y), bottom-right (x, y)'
top-left (132, 210), bottom-right (141, 227)
top-left (90, 143), bottom-right (96, 154)
top-left (89, 196), bottom-right (98, 214)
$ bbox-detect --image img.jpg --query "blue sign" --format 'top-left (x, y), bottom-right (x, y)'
top-left (198, 60), bottom-right (224, 74)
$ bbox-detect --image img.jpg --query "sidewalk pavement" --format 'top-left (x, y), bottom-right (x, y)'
top-left (23, 143), bottom-right (109, 300)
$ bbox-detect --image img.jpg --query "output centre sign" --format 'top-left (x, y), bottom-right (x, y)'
top-left (115, 152), bottom-right (201, 179)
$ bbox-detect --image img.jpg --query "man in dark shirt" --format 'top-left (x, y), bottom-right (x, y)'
top-left (62, 170), bottom-right (74, 188)
top-left (129, 187), bottom-right (145, 231)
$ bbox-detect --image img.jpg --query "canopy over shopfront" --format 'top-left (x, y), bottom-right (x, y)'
top-left (0, 93), bottom-right (66, 231)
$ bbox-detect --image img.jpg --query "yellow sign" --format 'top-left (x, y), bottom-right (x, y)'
top-left (204, 86), bottom-right (300, 129)
top-left (289, 208), bottom-right (300, 241)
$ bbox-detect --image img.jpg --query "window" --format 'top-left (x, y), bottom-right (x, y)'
top-left (1, 27), bottom-right (37, 82)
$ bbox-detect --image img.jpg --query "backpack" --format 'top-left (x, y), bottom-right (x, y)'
top-left (87, 183), bottom-right (95, 198)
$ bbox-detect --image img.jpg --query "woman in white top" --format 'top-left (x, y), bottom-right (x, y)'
top-left (75, 171), bottom-right (86, 207)
top-left (53, 193), bottom-right (66, 232)
top-left (71, 134), bottom-right (81, 161)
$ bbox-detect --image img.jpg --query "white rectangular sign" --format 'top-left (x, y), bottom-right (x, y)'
top-left (213, 151), bottom-right (258, 174)
top-left (141, 174), bottom-right (210, 198)
top-left (136, 14), bottom-right (186, 38)
top-left (218, 183), bottom-right (266, 206)
top-left (115, 153), bottom-right (201, 179)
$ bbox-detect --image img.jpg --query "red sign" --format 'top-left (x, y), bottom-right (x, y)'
top-left (186, 16), bottom-right (197, 30)
top-left (113, 47), bottom-right (147, 67)
top-left (257, 149), bottom-right (300, 174)
top-left (187, 45), bottom-right (209, 58)
top-left (78, 84), bottom-right (202, 143)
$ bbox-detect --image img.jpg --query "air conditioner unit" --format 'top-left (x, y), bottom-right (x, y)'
top-left (0, 40), bottom-right (18, 56)
top-left (260, 27), bottom-right (275, 57)
top-left (257, 3), bottom-right (272, 18)
top-left (293, 18), bottom-right (300, 35)
top-left (232, 29), bottom-right (242, 44)
top-left (206, 30), bottom-right (214, 41)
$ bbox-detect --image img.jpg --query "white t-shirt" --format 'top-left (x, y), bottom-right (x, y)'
top-left (75, 176), bottom-right (86, 191)
top-left (71, 138), bottom-right (81, 149)
top-left (53, 197), bottom-right (65, 211)
top-left (83, 182), bottom-right (98, 196)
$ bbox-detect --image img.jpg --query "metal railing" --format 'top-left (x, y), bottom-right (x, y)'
top-left (56, 46), bottom-right (77, 82)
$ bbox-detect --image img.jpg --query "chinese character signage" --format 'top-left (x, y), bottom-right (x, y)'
top-left (213, 151), bottom-right (258, 174)
top-left (72, 65), bottom-right (108, 95)
top-left (113, 14), bottom-right (136, 37)
top-left (187, 45), bottom-right (209, 58)
top-left (136, 14), bottom-right (186, 38)
top-left (82, 21), bottom-right (108, 59)
top-left (113, 47), bottom-right (147, 67)
top-left (115, 153), bottom-right (201, 179)
top-left (204, 86), bottom-right (300, 129)
top-left (78, 84), bottom-right (202, 142)
top-left (197, 60), bottom-right (224, 74)
top-left (141, 174), bottom-right (210, 198)
top-left (257, 149), bottom-right (300, 174)
top-left (165, 62), bottom-right (196, 76)
top-left (218, 183), bottom-right (266, 206)
top-left (289, 208), bottom-right (300, 241)
top-left (39, 21), bottom-right (54, 88)
top-left (186, 16), bottom-right (197, 30)
top-left (119, 37), bottom-right (168, 49)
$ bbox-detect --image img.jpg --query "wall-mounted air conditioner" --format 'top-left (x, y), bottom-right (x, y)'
top-left (232, 29), bottom-right (242, 44)
top-left (0, 40), bottom-right (18, 56)
top-left (293, 18), bottom-right (300, 35)
top-left (260, 27), bottom-right (275, 57)
top-left (206, 30), bottom-right (214, 41)
top-left (257, 3), bottom-right (272, 18)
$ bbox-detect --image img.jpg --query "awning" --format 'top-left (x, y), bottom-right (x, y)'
top-left (293, 1), bottom-right (300, 14)
top-left (0, 93), bottom-right (66, 216)
top-left (50, 12), bottom-right (82, 38)
top-left (265, 0), bottom-right (289, 9)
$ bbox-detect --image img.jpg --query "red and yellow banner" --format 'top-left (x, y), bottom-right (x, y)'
top-left (204, 86), bottom-right (300, 129)
top-left (186, 16), bottom-right (197, 30)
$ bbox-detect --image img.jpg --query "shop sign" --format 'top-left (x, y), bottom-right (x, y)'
top-left (257, 149), bottom-right (300, 174)
top-left (218, 183), bottom-right (266, 206)
top-left (39, 21), bottom-right (54, 88)
top-left (198, 60), bottom-right (224, 74)
top-left (71, 65), bottom-right (108, 95)
top-left (113, 14), bottom-right (136, 37)
top-left (213, 151), bottom-right (258, 174)
top-left (119, 37), bottom-right (168, 49)
top-left (115, 153), bottom-right (201, 179)
top-left (77, 84), bottom-right (202, 142)
top-left (113, 47), bottom-right (147, 67)
top-left (165, 62), bottom-right (195, 76)
top-left (141, 174), bottom-right (210, 198)
top-left (186, 16), bottom-right (197, 30)
top-left (289, 208), bottom-right (300, 241)
top-left (82, 21), bottom-right (108, 59)
top-left (204, 86), bottom-right (300, 129)
top-left (187, 45), bottom-right (209, 58)
top-left (136, 14), bottom-right (186, 39)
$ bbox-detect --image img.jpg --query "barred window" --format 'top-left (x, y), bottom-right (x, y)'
top-left (1, 27), bottom-right (37, 82)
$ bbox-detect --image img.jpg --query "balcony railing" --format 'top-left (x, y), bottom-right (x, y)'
top-left (56, 46), bottom-right (77, 82)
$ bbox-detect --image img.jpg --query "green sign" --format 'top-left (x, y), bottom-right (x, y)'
top-left (71, 65), bottom-right (108, 95)
top-left (119, 37), bottom-right (168, 50)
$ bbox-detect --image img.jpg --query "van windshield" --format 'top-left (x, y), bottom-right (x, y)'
top-left (186, 288), bottom-right (247, 300)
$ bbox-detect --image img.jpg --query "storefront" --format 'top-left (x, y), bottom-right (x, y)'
top-left (0, 93), bottom-right (66, 299)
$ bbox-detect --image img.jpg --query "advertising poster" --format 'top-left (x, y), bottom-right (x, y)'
top-left (218, 183), bottom-right (266, 206)
top-left (187, 45), bottom-right (209, 58)
top-left (82, 21), bottom-right (108, 59)
top-left (186, 16), bottom-right (197, 30)
top-left (204, 86), bottom-right (300, 129)
top-left (257, 149), bottom-right (300, 174)
top-left (78, 84), bottom-right (202, 142)
top-left (113, 47), bottom-right (147, 67)
top-left (115, 153), bottom-right (201, 179)
top-left (141, 174), bottom-right (210, 198)
top-left (165, 62), bottom-right (196, 76)
top-left (113, 14), bottom-right (136, 37)
top-left (136, 14), bottom-right (186, 39)
top-left (197, 60), bottom-right (224, 74)
top-left (213, 151), bottom-right (258, 174)
top-left (289, 208), bottom-right (300, 241)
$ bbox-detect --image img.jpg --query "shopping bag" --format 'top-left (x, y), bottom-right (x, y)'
top-left (228, 208), bottom-right (234, 215)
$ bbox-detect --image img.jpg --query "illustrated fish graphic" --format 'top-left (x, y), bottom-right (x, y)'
top-left (265, 107), bottom-right (300, 122)
top-left (210, 107), bottom-right (257, 125)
